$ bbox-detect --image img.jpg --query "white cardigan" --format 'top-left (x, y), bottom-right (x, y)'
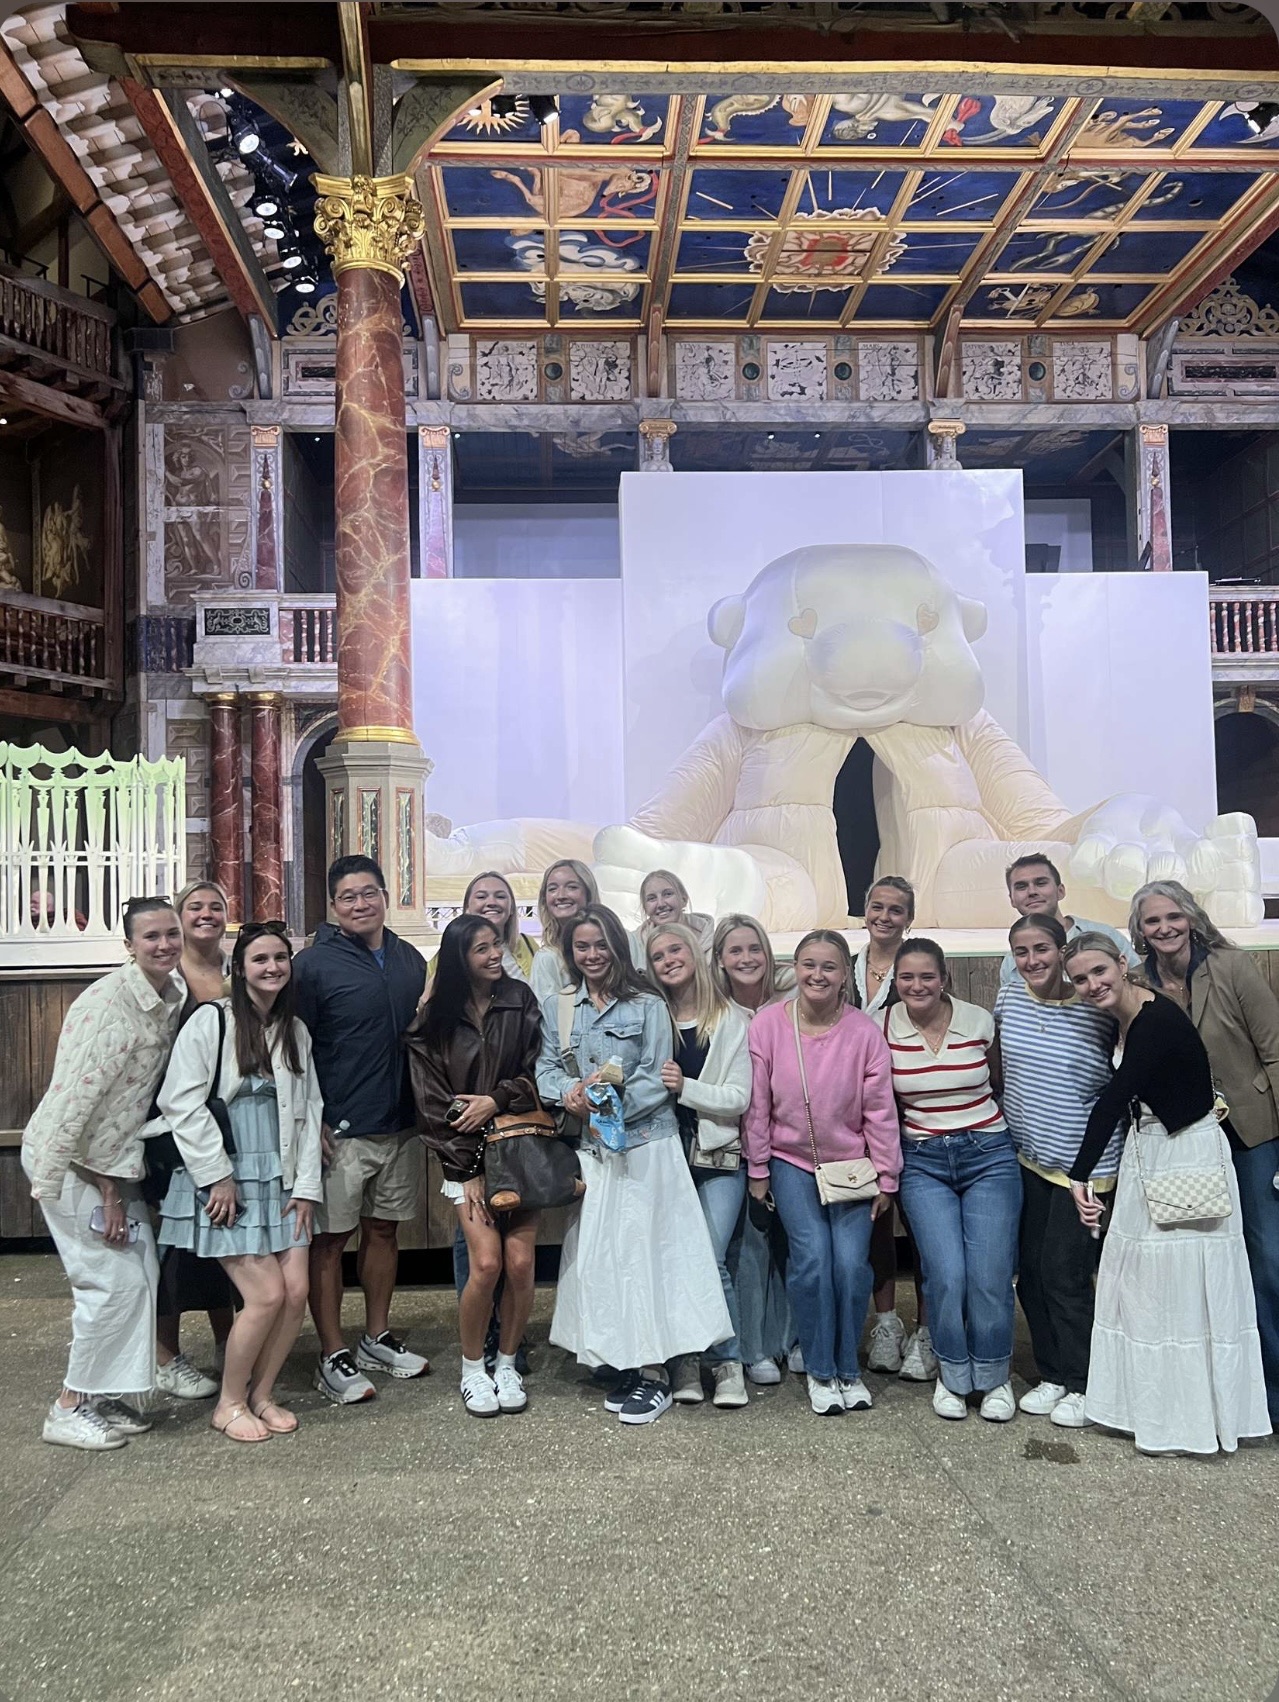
top-left (675, 1003), bottom-right (752, 1154)
top-left (157, 1000), bottom-right (325, 1201)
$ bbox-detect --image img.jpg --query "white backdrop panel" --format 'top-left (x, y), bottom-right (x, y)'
top-left (619, 469), bottom-right (1026, 814)
top-left (411, 578), bottom-right (624, 827)
top-left (1024, 572), bottom-right (1216, 826)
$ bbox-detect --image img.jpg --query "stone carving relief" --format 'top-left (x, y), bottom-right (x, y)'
top-left (569, 340), bottom-right (632, 402)
top-left (1052, 341), bottom-right (1113, 401)
top-left (162, 425), bottom-right (252, 603)
top-left (475, 340), bottom-right (539, 402)
top-left (1179, 277), bottom-right (1279, 340)
top-left (766, 341), bottom-right (827, 401)
top-left (857, 340), bottom-right (920, 402)
top-left (961, 341), bottom-right (1022, 401)
top-left (673, 341), bottom-right (736, 401)
top-left (204, 607), bottom-right (271, 637)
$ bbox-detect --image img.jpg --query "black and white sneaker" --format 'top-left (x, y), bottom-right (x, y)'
top-left (603, 1370), bottom-right (641, 1413)
top-left (617, 1378), bottom-right (673, 1426)
top-left (355, 1331), bottom-right (429, 1379)
top-left (313, 1348), bottom-right (376, 1404)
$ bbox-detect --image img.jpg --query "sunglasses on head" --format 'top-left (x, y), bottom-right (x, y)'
top-left (239, 920), bottom-right (290, 940)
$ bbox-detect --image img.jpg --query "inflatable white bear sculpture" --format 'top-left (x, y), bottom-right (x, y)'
top-left (431, 543), bottom-right (1263, 930)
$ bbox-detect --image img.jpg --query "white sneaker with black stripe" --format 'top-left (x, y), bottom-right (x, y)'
top-left (617, 1378), bottom-right (672, 1426)
top-left (493, 1363), bottom-right (528, 1413)
top-left (461, 1368), bottom-right (500, 1417)
top-left (313, 1349), bottom-right (376, 1405)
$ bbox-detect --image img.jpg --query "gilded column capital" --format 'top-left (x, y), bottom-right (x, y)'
top-left (313, 173), bottom-right (426, 282)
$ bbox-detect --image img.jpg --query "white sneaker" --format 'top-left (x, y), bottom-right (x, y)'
top-left (1019, 1380), bottom-right (1068, 1415)
top-left (746, 1357), bottom-right (782, 1386)
top-left (670, 1355), bottom-right (704, 1404)
top-left (932, 1378), bottom-right (967, 1421)
top-left (807, 1375), bottom-right (844, 1416)
top-left (838, 1377), bottom-right (873, 1412)
top-left (493, 1364), bottom-right (528, 1414)
top-left (712, 1362), bottom-right (749, 1408)
top-left (787, 1344), bottom-right (806, 1375)
top-left (899, 1327), bottom-right (939, 1382)
top-left (43, 1400), bottom-right (127, 1450)
top-left (355, 1331), bottom-right (429, 1379)
top-left (92, 1398), bottom-right (152, 1435)
top-left (979, 1382), bottom-right (1017, 1423)
top-left (313, 1349), bottom-right (376, 1405)
top-left (866, 1313), bottom-right (906, 1374)
top-left (461, 1368), bottom-right (500, 1417)
top-left (1050, 1391), bottom-right (1092, 1429)
top-left (155, 1353), bottom-right (218, 1401)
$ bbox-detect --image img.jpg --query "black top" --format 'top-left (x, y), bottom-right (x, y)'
top-left (1068, 993), bottom-right (1216, 1182)
top-left (293, 923), bottom-right (428, 1139)
top-left (674, 1021), bottom-right (709, 1147)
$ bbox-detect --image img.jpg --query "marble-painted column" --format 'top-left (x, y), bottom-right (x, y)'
top-left (638, 418), bottom-right (677, 470)
top-left (251, 423), bottom-right (282, 591)
top-left (207, 692), bottom-right (244, 923)
top-left (1132, 422), bottom-right (1173, 572)
top-left (313, 173), bottom-right (432, 941)
top-left (418, 424), bottom-right (453, 578)
top-left (248, 691), bottom-right (284, 921)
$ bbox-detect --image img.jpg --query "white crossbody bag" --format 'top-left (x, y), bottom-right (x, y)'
top-left (791, 999), bottom-right (879, 1206)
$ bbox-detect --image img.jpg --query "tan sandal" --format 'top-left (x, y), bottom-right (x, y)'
top-left (250, 1398), bottom-right (298, 1435)
top-left (211, 1402), bottom-right (270, 1443)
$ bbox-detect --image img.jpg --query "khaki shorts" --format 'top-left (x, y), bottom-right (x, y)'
top-left (316, 1131), bottom-right (423, 1239)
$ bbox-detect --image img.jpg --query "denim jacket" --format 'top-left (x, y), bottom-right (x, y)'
top-left (535, 984), bottom-right (677, 1142)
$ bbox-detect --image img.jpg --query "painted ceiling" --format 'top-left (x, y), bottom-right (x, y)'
top-left (414, 88), bottom-right (1279, 335)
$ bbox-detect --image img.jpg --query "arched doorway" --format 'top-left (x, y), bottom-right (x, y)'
top-left (832, 739), bottom-right (880, 919)
top-left (1215, 711), bottom-right (1279, 837)
top-left (297, 721), bottom-right (336, 937)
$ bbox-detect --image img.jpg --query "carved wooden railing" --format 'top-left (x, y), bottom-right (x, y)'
top-left (0, 264), bottom-right (114, 381)
top-left (1210, 590), bottom-right (1279, 656)
top-left (281, 596), bottom-right (337, 665)
top-left (0, 591), bottom-right (107, 690)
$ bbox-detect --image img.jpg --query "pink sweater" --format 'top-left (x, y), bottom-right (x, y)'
top-left (742, 1000), bottom-right (902, 1190)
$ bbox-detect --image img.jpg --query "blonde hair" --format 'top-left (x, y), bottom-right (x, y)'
top-left (175, 879), bottom-right (229, 917)
top-left (795, 928), bottom-right (855, 1002)
top-left (863, 874), bottom-right (915, 923)
top-left (647, 922), bottom-right (730, 1046)
top-left (638, 867), bottom-right (691, 937)
top-left (536, 859), bottom-right (599, 951)
top-left (1063, 930), bottom-right (1149, 989)
top-left (712, 913), bottom-right (780, 1007)
top-left (1129, 880), bottom-right (1232, 956)
top-left (463, 869), bottom-right (521, 954)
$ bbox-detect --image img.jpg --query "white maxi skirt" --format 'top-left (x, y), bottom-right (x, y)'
top-left (551, 1134), bottom-right (733, 1370)
top-left (1086, 1107), bottom-right (1271, 1454)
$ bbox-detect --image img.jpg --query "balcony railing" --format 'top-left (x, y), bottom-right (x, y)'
top-left (0, 264), bottom-right (114, 383)
top-left (283, 598), bottom-right (337, 665)
top-left (1210, 591), bottom-right (1279, 657)
top-left (0, 591), bottom-right (108, 691)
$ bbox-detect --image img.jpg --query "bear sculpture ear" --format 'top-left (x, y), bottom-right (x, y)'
top-left (708, 594), bottom-right (746, 650)
top-left (958, 594), bottom-right (987, 641)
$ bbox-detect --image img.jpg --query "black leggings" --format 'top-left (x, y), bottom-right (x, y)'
top-left (1016, 1167), bottom-right (1102, 1394)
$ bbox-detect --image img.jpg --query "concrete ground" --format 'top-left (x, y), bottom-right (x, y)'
top-left (1, 1255), bottom-right (1276, 1702)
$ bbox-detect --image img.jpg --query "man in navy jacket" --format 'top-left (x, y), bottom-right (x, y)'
top-left (295, 855), bottom-right (429, 1404)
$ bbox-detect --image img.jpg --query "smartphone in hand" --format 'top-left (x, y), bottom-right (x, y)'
top-left (88, 1205), bottom-right (140, 1243)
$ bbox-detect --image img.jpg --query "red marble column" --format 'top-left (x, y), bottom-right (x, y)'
top-left (248, 691), bottom-right (284, 921)
top-left (334, 264), bottom-right (415, 741)
top-left (207, 693), bottom-right (244, 924)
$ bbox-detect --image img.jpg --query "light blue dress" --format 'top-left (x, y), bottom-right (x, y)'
top-left (159, 1075), bottom-right (307, 1258)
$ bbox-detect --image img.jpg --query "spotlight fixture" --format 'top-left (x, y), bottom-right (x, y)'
top-left (490, 94), bottom-right (520, 119)
top-left (1243, 101), bottom-right (1279, 136)
top-left (528, 95), bottom-right (559, 126)
top-left (0, 416), bottom-right (8, 426)
top-left (229, 111), bottom-right (261, 156)
top-left (262, 216), bottom-right (287, 241)
top-left (281, 252), bottom-right (304, 271)
top-left (293, 273), bottom-right (318, 295)
top-left (257, 153), bottom-right (298, 192)
top-left (218, 86), bottom-right (234, 99)
top-left (254, 193), bottom-right (279, 218)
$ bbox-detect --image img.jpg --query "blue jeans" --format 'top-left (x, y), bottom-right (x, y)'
top-left (1231, 1136), bottom-right (1279, 1423)
top-left (692, 1164), bottom-right (746, 1364)
top-left (769, 1158), bottom-right (874, 1383)
top-left (899, 1130), bottom-right (1022, 1396)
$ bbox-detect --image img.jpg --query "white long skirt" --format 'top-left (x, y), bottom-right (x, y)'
top-left (551, 1134), bottom-right (733, 1370)
top-left (1086, 1108), bottom-right (1271, 1454)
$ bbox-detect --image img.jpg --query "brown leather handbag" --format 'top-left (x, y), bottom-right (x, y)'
top-left (483, 1081), bottom-right (585, 1213)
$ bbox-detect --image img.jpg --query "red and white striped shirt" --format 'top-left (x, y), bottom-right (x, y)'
top-left (884, 997), bottom-right (1005, 1140)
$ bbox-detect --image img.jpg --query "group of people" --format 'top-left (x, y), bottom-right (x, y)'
top-left (22, 848), bottom-right (1279, 1457)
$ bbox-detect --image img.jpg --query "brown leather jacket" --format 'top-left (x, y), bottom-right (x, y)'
top-left (404, 976), bottom-right (543, 1181)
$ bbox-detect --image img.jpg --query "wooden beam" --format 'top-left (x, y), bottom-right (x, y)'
top-left (120, 78), bottom-right (279, 333)
top-left (1137, 181), bottom-right (1279, 336)
top-left (337, 1), bottom-right (375, 179)
top-left (0, 686), bottom-right (112, 725)
top-left (0, 369), bottom-right (103, 430)
top-left (933, 303), bottom-right (963, 402)
top-left (0, 42), bottom-right (171, 323)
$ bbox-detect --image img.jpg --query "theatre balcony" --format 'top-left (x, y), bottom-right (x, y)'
top-left (188, 590), bottom-right (337, 696)
top-left (1210, 590), bottom-right (1279, 687)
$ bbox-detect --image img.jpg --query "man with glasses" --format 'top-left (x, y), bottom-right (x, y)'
top-left (294, 855), bottom-right (430, 1403)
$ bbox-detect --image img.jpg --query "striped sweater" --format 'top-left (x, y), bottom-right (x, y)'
top-left (883, 997), bottom-right (1005, 1139)
top-left (993, 978), bottom-right (1122, 1182)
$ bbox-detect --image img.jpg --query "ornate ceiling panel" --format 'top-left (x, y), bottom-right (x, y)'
top-left (419, 86), bottom-right (1279, 336)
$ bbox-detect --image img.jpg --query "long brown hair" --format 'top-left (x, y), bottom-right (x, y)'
top-left (230, 921), bottom-right (302, 1076)
top-left (562, 906), bottom-right (654, 1003)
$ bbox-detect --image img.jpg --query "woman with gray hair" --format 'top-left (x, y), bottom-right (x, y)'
top-left (1129, 880), bottom-right (1279, 1432)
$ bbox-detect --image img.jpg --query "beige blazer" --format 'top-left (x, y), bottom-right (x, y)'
top-left (1190, 950), bottom-right (1279, 1151)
